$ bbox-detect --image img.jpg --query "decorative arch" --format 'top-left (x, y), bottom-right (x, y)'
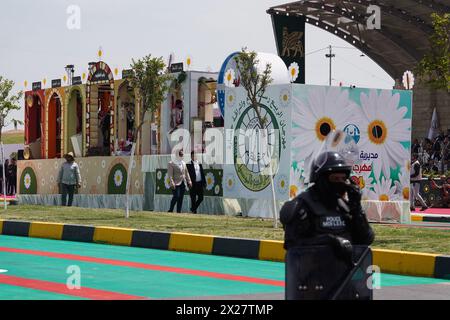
top-left (25, 90), bottom-right (45, 159)
top-left (64, 85), bottom-right (86, 156)
top-left (86, 61), bottom-right (115, 156)
top-left (115, 79), bottom-right (133, 145)
top-left (45, 88), bottom-right (64, 159)
top-left (65, 85), bottom-right (86, 110)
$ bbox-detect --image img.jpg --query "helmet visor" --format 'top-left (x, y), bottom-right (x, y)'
top-left (311, 129), bottom-right (359, 177)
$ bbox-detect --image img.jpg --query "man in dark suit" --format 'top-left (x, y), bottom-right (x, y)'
top-left (186, 151), bottom-right (206, 214)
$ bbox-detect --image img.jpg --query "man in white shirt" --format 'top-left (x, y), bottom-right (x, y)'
top-left (187, 151), bottom-right (206, 214)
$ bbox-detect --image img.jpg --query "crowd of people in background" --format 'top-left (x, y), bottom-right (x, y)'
top-left (412, 129), bottom-right (450, 175)
top-left (0, 156), bottom-right (17, 196)
top-left (411, 130), bottom-right (450, 209)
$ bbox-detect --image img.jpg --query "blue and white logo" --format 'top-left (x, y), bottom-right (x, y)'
top-left (343, 124), bottom-right (360, 144)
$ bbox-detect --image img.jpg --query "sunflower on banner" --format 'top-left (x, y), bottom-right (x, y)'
top-left (291, 86), bottom-right (361, 181)
top-left (358, 90), bottom-right (410, 181)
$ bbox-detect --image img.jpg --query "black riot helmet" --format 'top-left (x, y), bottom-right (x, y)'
top-left (309, 151), bottom-right (353, 183)
top-left (307, 129), bottom-right (358, 184)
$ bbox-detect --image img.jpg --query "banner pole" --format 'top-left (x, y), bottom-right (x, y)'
top-left (125, 137), bottom-right (138, 219)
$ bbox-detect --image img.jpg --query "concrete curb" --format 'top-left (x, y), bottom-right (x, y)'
top-left (0, 219), bottom-right (449, 280)
top-left (412, 214), bottom-right (450, 224)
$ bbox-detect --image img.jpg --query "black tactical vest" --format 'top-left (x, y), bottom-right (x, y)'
top-left (297, 189), bottom-right (353, 241)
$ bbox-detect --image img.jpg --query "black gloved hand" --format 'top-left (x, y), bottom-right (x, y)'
top-left (330, 235), bottom-right (353, 264)
top-left (346, 180), bottom-right (362, 211)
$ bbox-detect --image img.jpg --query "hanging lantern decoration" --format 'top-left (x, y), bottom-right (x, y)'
top-left (43, 78), bottom-right (47, 87)
top-left (98, 46), bottom-right (103, 60)
top-left (24, 80), bottom-right (28, 88)
top-left (186, 55), bottom-right (193, 70)
top-left (114, 67), bottom-right (119, 77)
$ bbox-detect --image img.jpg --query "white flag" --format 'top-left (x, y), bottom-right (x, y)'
top-left (428, 107), bottom-right (440, 140)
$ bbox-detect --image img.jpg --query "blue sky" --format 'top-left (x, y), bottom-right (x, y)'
top-left (0, 0), bottom-right (394, 130)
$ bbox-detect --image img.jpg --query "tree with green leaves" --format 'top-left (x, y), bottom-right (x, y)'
top-left (234, 48), bottom-right (273, 127)
top-left (416, 13), bottom-right (450, 91)
top-left (124, 55), bottom-right (172, 218)
top-left (0, 76), bottom-right (23, 143)
top-left (233, 48), bottom-right (280, 227)
top-left (129, 54), bottom-right (173, 151)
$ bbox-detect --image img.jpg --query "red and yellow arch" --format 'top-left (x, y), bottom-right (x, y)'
top-left (86, 61), bottom-right (115, 156)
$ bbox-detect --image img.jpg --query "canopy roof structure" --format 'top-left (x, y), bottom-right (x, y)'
top-left (267, 0), bottom-right (449, 80)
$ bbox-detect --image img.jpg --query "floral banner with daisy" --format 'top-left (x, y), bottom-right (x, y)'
top-left (17, 156), bottom-right (144, 195)
top-left (223, 84), bottom-right (292, 200)
top-left (289, 85), bottom-right (412, 203)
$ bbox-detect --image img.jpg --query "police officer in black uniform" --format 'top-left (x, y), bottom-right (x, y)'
top-left (280, 150), bottom-right (375, 300)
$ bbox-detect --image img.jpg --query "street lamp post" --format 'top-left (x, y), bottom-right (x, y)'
top-left (325, 45), bottom-right (335, 86)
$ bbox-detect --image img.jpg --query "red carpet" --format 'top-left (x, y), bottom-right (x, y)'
top-left (412, 207), bottom-right (450, 215)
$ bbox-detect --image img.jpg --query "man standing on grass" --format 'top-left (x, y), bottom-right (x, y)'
top-left (57, 152), bottom-right (81, 207)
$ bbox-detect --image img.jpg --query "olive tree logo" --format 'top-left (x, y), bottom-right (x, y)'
top-left (233, 102), bottom-right (282, 193)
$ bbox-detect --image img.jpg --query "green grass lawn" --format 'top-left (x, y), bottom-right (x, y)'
top-left (2, 132), bottom-right (24, 145)
top-left (1, 205), bottom-right (450, 255)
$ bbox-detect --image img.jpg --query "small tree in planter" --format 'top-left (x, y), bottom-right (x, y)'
top-left (233, 48), bottom-right (280, 227)
top-left (234, 49), bottom-right (273, 127)
top-left (129, 55), bottom-right (173, 151)
top-left (124, 55), bottom-right (172, 217)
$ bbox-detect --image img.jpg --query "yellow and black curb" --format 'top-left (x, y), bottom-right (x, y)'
top-left (411, 214), bottom-right (450, 224)
top-left (0, 220), bottom-right (449, 280)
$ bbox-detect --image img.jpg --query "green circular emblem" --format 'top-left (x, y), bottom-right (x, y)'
top-left (233, 103), bottom-right (281, 192)
top-left (20, 167), bottom-right (37, 194)
top-left (108, 163), bottom-right (127, 194)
